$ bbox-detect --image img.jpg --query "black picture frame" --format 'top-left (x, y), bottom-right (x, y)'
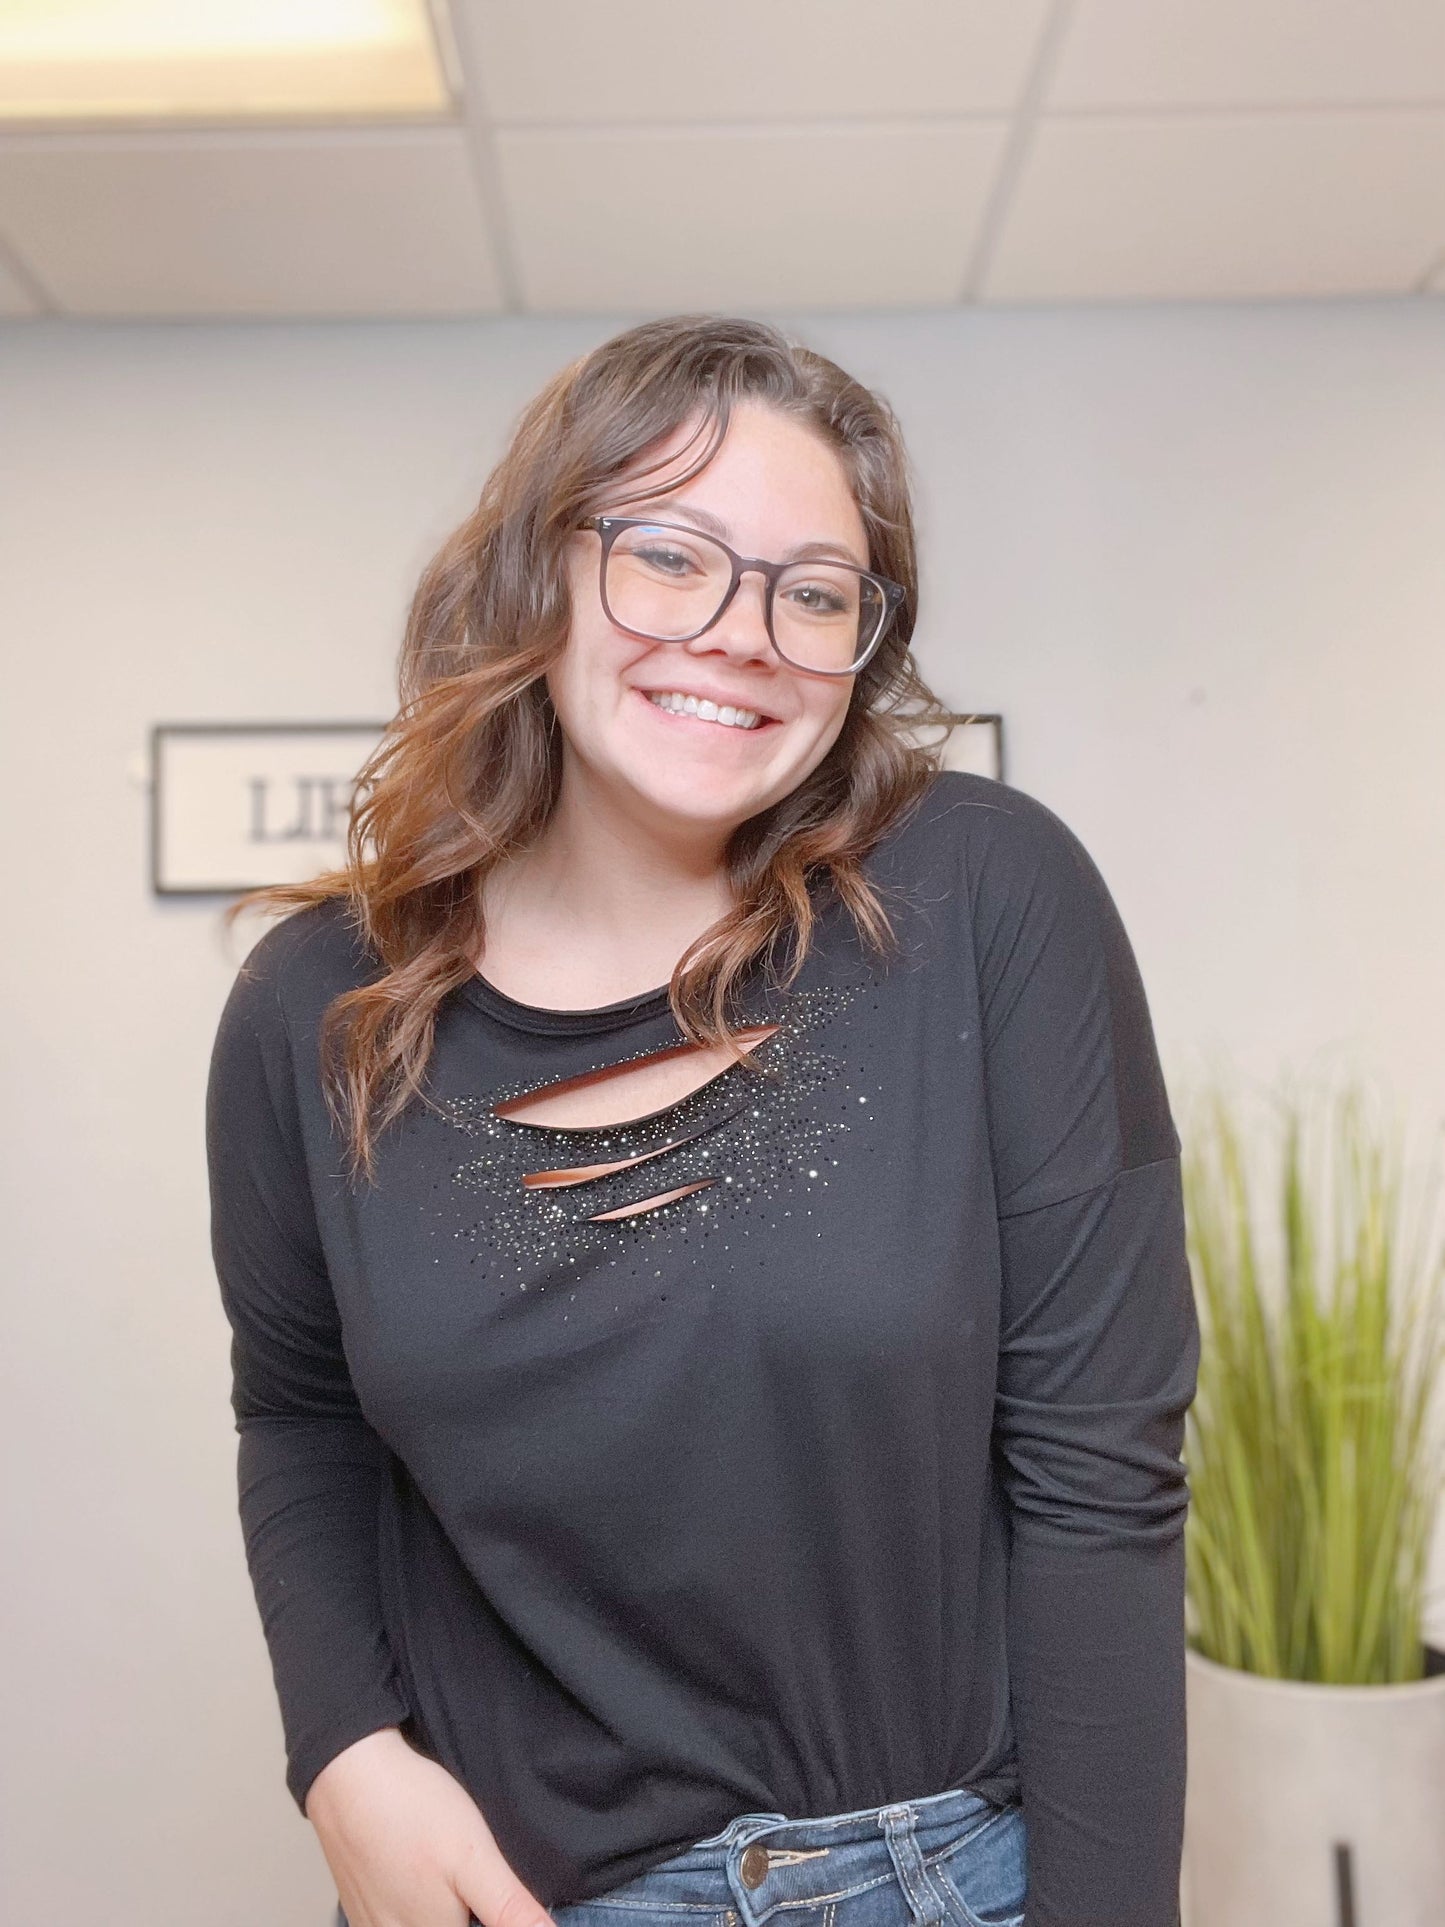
top-left (938, 711), bottom-right (1005, 784)
top-left (150, 720), bottom-right (387, 898)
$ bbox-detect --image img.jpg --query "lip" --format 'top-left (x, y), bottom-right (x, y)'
top-left (632, 685), bottom-right (784, 728)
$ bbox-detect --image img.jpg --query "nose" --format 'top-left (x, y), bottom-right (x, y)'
top-left (693, 566), bottom-right (774, 662)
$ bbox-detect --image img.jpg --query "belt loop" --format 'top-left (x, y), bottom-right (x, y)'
top-left (882, 1803), bottom-right (944, 1927)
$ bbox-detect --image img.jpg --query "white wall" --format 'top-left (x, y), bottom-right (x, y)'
top-left (4, 298), bottom-right (1443, 1926)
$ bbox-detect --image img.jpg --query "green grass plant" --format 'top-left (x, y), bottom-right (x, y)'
top-left (1179, 1075), bottom-right (1445, 1683)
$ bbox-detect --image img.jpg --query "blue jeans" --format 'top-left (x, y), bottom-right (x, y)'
top-left (336, 1783), bottom-right (1027, 1927)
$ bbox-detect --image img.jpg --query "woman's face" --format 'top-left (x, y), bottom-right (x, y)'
top-left (548, 400), bottom-right (867, 851)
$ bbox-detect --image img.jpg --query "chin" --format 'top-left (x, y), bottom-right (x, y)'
top-left (624, 765), bottom-right (780, 827)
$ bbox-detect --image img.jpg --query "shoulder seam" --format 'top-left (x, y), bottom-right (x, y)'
top-left (997, 1152), bottom-right (1180, 1222)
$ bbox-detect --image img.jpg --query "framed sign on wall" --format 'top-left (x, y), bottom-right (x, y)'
top-left (150, 721), bottom-right (386, 897)
top-left (150, 712), bottom-right (1005, 896)
top-left (937, 712), bottom-right (1005, 783)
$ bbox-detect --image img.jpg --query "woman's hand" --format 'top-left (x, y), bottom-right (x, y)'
top-left (306, 1727), bottom-right (561, 1927)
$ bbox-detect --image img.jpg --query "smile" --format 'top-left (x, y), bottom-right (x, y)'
top-left (638, 688), bottom-right (777, 732)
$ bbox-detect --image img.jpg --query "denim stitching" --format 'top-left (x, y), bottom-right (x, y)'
top-left (759, 1873), bottom-right (899, 1909)
top-left (882, 1815), bottom-right (937, 1927)
top-left (585, 1796), bottom-right (1001, 1925)
top-left (586, 1903), bottom-right (732, 1915)
top-left (930, 1824), bottom-right (1024, 1927)
top-left (910, 1848), bottom-right (966, 1927)
top-left (921, 1809), bottom-right (1010, 1872)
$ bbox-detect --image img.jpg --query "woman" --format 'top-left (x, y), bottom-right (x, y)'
top-left (207, 315), bottom-right (1199, 1927)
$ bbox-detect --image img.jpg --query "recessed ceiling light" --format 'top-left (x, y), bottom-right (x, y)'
top-left (0, 0), bottom-right (455, 126)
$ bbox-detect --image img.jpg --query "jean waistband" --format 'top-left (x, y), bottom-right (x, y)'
top-left (657, 1783), bottom-right (999, 1868)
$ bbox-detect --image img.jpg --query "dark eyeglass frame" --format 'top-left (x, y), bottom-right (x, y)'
top-left (580, 515), bottom-right (906, 677)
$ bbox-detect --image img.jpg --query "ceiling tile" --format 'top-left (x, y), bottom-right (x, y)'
top-left (0, 238), bottom-right (44, 314)
top-left (0, 127), bottom-right (501, 318)
top-left (496, 122), bottom-right (1007, 312)
top-left (455, 0), bottom-right (1050, 121)
top-left (1052, 0), bottom-right (1445, 109)
top-left (983, 111), bottom-right (1445, 302)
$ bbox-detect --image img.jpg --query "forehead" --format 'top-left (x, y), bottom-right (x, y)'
top-left (615, 401), bottom-right (861, 524)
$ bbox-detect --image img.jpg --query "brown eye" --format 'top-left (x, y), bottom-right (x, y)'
top-left (785, 581), bottom-right (850, 616)
top-left (633, 544), bottom-right (696, 577)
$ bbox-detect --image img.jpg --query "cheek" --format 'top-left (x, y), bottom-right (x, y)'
top-left (542, 637), bottom-right (575, 709)
top-left (545, 623), bottom-right (648, 736)
top-left (798, 680), bottom-right (854, 741)
top-left (541, 642), bottom-right (591, 750)
top-left (552, 558), bottom-right (612, 684)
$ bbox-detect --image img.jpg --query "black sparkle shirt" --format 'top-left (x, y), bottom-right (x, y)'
top-left (205, 770), bottom-right (1200, 1926)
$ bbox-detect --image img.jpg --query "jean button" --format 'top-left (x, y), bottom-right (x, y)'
top-left (739, 1845), bottom-right (770, 1889)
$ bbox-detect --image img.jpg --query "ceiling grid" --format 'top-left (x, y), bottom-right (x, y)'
top-left (0, 0), bottom-right (1439, 318)
top-left (958, 0), bottom-right (1077, 302)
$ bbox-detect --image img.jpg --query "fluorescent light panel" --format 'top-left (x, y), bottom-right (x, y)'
top-left (0, 0), bottom-right (452, 123)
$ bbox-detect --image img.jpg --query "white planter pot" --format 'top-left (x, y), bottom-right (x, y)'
top-left (1182, 1644), bottom-right (1445, 1927)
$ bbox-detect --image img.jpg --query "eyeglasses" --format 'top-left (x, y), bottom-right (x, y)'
top-left (580, 515), bottom-right (905, 676)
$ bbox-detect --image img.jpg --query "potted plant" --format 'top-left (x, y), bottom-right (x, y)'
top-left (1177, 1073), bottom-right (1445, 1927)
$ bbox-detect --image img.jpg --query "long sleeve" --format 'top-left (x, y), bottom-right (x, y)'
top-left (975, 794), bottom-right (1201, 1927)
top-left (206, 923), bottom-right (411, 1816)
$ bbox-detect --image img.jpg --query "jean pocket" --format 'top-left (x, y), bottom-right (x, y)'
top-left (929, 1804), bottom-right (1027, 1927)
top-left (553, 1904), bottom-right (735, 1927)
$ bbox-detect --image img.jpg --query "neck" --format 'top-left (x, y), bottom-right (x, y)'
top-left (497, 763), bottom-right (739, 946)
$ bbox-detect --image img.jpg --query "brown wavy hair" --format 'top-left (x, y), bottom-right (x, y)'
top-left (224, 314), bottom-right (971, 1182)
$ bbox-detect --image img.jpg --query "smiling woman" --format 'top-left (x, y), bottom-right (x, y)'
top-left (207, 315), bottom-right (1198, 1927)
top-left (534, 401), bottom-right (876, 894)
top-left (221, 313), bottom-right (952, 1150)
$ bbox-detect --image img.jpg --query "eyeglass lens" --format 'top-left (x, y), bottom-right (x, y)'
top-left (605, 524), bottom-right (884, 672)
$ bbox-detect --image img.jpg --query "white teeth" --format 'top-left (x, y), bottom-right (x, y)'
top-left (645, 690), bottom-right (764, 730)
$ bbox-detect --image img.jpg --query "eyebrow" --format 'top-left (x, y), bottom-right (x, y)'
top-left (618, 497), bottom-right (868, 570)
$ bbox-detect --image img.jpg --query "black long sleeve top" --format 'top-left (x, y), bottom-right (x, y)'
top-left (205, 768), bottom-right (1200, 1924)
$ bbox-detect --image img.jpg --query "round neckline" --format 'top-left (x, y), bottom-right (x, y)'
top-left (457, 968), bottom-right (676, 1037)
